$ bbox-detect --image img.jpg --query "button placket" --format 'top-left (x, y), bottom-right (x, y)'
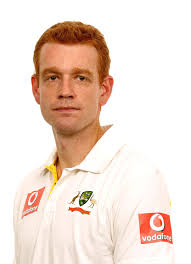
top-left (44, 169), bottom-right (72, 225)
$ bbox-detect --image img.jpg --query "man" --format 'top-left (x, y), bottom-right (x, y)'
top-left (13, 21), bottom-right (174, 263)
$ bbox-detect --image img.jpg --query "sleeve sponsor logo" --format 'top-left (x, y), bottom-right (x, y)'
top-left (22, 187), bottom-right (45, 219)
top-left (138, 212), bottom-right (173, 244)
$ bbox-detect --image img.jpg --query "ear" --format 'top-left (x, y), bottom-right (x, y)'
top-left (31, 74), bottom-right (40, 105)
top-left (99, 75), bottom-right (114, 106)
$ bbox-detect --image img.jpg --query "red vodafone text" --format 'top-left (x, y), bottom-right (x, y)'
top-left (22, 187), bottom-right (45, 219)
top-left (138, 212), bottom-right (173, 244)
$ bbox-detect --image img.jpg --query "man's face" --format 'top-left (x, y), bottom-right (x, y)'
top-left (32, 43), bottom-right (112, 135)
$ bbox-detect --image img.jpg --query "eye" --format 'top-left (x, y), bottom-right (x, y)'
top-left (77, 75), bottom-right (86, 81)
top-left (49, 75), bottom-right (58, 81)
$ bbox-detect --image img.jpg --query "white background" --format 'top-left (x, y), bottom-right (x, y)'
top-left (1, 0), bottom-right (190, 263)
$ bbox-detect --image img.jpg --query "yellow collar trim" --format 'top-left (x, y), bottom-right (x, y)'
top-left (45, 160), bottom-right (58, 183)
top-left (45, 160), bottom-right (58, 198)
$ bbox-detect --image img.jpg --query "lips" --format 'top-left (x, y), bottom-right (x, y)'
top-left (53, 107), bottom-right (80, 112)
top-left (55, 107), bottom-right (79, 110)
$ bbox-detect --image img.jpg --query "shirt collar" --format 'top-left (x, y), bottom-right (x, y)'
top-left (41, 123), bottom-right (126, 175)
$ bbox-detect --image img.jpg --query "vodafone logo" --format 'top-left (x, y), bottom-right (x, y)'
top-left (22, 187), bottom-right (45, 219)
top-left (139, 212), bottom-right (173, 244)
top-left (150, 213), bottom-right (165, 232)
top-left (28, 192), bottom-right (38, 206)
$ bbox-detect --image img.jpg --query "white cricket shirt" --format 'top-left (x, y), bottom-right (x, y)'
top-left (13, 124), bottom-right (174, 264)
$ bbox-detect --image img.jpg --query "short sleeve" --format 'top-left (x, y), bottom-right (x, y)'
top-left (112, 164), bottom-right (174, 264)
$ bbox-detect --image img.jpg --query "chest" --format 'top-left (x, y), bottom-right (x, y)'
top-left (16, 171), bottom-right (114, 263)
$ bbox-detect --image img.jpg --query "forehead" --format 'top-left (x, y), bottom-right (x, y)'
top-left (39, 43), bottom-right (99, 74)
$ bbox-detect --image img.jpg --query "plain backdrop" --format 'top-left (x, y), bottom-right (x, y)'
top-left (1, 0), bottom-right (190, 263)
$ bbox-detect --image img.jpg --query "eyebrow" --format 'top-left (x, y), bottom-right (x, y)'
top-left (40, 67), bottom-right (60, 76)
top-left (40, 67), bottom-right (94, 78)
top-left (72, 67), bottom-right (93, 78)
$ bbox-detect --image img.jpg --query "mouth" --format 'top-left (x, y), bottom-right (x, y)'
top-left (54, 107), bottom-right (80, 112)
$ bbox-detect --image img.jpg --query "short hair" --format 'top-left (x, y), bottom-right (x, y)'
top-left (33, 21), bottom-right (111, 84)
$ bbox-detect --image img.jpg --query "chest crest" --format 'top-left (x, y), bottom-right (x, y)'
top-left (68, 191), bottom-right (97, 215)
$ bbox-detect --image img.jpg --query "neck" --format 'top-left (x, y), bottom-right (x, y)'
top-left (52, 122), bottom-right (111, 180)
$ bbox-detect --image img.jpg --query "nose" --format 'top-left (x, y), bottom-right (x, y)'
top-left (57, 76), bottom-right (74, 99)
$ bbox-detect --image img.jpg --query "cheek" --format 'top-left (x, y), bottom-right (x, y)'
top-left (83, 87), bottom-right (98, 101)
top-left (83, 88), bottom-right (101, 113)
top-left (39, 87), bottom-right (53, 105)
top-left (39, 90), bottom-right (53, 118)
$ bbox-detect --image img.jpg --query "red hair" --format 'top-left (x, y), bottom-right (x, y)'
top-left (33, 21), bottom-right (111, 84)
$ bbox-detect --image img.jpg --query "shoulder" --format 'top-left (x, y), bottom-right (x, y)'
top-left (20, 166), bottom-right (45, 187)
top-left (110, 147), bottom-right (171, 220)
top-left (14, 166), bottom-right (46, 204)
top-left (111, 125), bottom-right (163, 182)
top-left (111, 145), bottom-right (169, 202)
top-left (118, 145), bottom-right (162, 181)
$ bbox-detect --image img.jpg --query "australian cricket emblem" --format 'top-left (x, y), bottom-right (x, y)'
top-left (68, 191), bottom-right (96, 215)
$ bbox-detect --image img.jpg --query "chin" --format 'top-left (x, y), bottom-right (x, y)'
top-left (52, 119), bottom-right (97, 136)
top-left (52, 121), bottom-right (83, 136)
top-left (53, 125), bottom-right (77, 135)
